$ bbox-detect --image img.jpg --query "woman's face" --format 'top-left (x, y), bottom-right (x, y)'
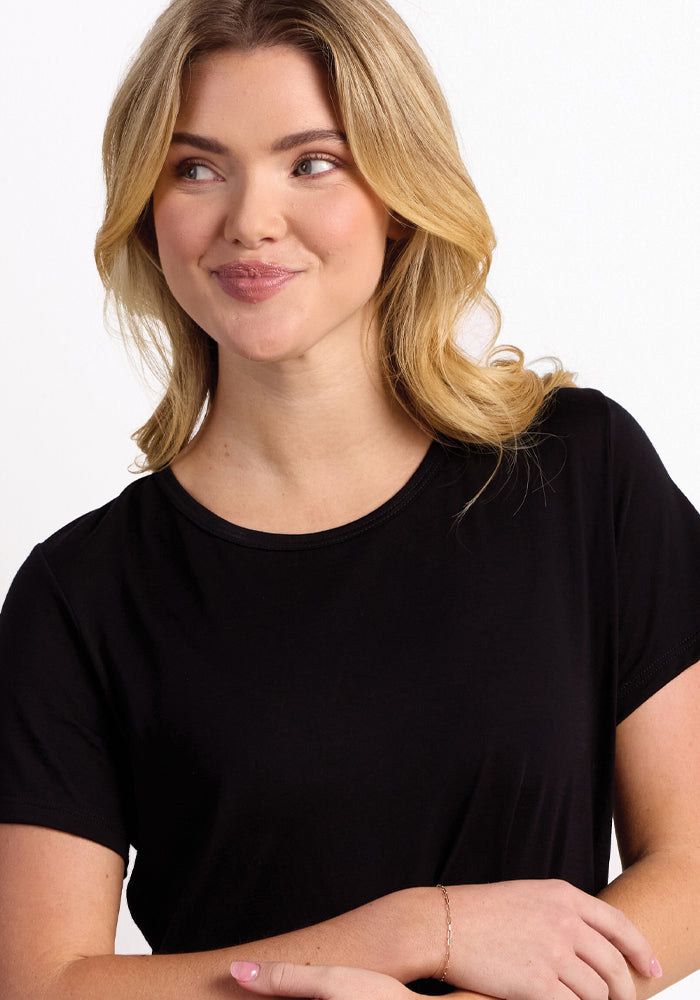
top-left (152, 45), bottom-right (399, 368)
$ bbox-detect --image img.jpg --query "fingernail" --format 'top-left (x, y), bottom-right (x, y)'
top-left (650, 958), bottom-right (663, 979)
top-left (231, 961), bottom-right (260, 982)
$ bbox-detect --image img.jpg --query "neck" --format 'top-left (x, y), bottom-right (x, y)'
top-left (170, 339), bottom-right (432, 533)
top-left (183, 331), bottom-right (426, 475)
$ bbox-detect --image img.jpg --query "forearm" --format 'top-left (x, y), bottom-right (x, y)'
top-left (231, 887), bottom-right (436, 978)
top-left (47, 888), bottom-right (437, 1000)
top-left (598, 848), bottom-right (700, 999)
top-left (54, 958), bottom-right (495, 1000)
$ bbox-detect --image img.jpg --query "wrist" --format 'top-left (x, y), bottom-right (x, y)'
top-left (389, 886), bottom-right (447, 982)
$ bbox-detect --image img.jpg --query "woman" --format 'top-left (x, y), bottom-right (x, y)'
top-left (1, 1), bottom-right (699, 999)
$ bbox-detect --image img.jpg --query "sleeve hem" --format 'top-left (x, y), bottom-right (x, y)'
top-left (617, 627), bottom-right (700, 723)
top-left (0, 797), bottom-right (130, 870)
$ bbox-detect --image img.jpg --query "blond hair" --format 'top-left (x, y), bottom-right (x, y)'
top-left (95, 0), bottom-right (574, 471)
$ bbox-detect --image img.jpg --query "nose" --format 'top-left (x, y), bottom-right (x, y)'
top-left (223, 171), bottom-right (287, 248)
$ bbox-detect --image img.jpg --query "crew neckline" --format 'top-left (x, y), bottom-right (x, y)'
top-left (154, 440), bottom-right (446, 550)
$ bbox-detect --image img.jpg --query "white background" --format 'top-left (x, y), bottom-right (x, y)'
top-left (1, 0), bottom-right (698, 995)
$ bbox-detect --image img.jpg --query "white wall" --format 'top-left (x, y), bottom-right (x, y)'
top-left (2, 1), bottom-right (699, 995)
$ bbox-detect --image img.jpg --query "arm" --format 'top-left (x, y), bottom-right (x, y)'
top-left (598, 657), bottom-right (700, 998)
top-left (161, 655), bottom-right (700, 1000)
top-left (0, 821), bottom-right (662, 1000)
top-left (0, 824), bottom-right (437, 1000)
top-left (8, 653), bottom-right (694, 1000)
top-left (236, 651), bottom-right (700, 1000)
top-left (1, 823), bottom-right (649, 1000)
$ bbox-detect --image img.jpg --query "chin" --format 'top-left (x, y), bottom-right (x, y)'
top-left (222, 335), bottom-right (316, 367)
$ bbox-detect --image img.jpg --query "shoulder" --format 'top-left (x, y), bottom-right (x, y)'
top-left (530, 386), bottom-right (699, 546)
top-left (535, 386), bottom-right (637, 441)
top-left (39, 472), bottom-right (165, 555)
top-left (530, 386), bottom-right (663, 482)
top-left (5, 474), bottom-right (168, 612)
top-left (467, 386), bottom-right (684, 520)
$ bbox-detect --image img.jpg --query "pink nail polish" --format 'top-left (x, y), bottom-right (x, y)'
top-left (650, 958), bottom-right (663, 979)
top-left (231, 961), bottom-right (260, 982)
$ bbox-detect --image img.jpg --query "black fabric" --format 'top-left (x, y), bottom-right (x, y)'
top-left (2, 388), bottom-right (700, 991)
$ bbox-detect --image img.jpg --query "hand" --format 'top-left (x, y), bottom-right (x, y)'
top-left (440, 879), bottom-right (663, 1000)
top-left (231, 960), bottom-right (429, 999)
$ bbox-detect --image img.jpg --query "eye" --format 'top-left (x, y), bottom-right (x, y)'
top-left (292, 156), bottom-right (338, 177)
top-left (175, 160), bottom-right (219, 182)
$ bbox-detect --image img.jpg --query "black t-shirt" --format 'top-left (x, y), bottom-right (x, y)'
top-left (2, 389), bottom-right (700, 986)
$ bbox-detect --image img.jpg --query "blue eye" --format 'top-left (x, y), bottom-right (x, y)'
top-left (177, 161), bottom-right (218, 181)
top-left (294, 157), bottom-right (336, 177)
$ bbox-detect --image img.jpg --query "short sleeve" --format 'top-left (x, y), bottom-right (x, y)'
top-left (0, 546), bottom-right (131, 866)
top-left (609, 399), bottom-right (700, 721)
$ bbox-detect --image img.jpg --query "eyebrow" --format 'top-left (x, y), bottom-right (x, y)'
top-left (170, 128), bottom-right (348, 155)
top-left (272, 128), bottom-right (347, 152)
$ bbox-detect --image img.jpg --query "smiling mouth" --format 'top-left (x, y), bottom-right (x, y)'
top-left (213, 262), bottom-right (300, 304)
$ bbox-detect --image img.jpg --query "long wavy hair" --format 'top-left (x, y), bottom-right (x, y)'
top-left (95, 0), bottom-right (574, 471)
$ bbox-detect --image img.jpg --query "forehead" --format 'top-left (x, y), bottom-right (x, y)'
top-left (176, 45), bottom-right (340, 138)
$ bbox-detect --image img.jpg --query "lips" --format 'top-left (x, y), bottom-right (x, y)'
top-left (213, 261), bottom-right (300, 304)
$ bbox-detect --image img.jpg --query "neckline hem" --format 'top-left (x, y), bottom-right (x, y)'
top-left (153, 440), bottom-right (446, 550)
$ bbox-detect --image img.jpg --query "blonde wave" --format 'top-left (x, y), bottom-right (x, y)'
top-left (95, 0), bottom-right (575, 471)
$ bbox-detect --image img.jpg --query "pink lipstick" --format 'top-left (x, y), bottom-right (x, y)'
top-left (213, 261), bottom-right (299, 304)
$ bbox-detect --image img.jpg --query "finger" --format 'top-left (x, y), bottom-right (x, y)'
top-left (230, 962), bottom-right (414, 1000)
top-left (574, 929), bottom-right (638, 1000)
top-left (560, 952), bottom-right (630, 1000)
top-left (231, 960), bottom-right (331, 997)
top-left (577, 894), bottom-right (660, 978)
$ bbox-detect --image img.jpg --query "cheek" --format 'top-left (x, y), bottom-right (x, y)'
top-left (152, 193), bottom-right (212, 265)
top-left (310, 193), bottom-right (389, 268)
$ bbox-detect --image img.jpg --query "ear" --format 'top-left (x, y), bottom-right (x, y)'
top-left (387, 212), bottom-right (411, 241)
